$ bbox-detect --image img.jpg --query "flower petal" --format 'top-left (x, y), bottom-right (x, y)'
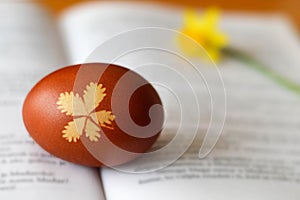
top-left (96, 110), bottom-right (116, 125)
top-left (62, 121), bottom-right (82, 143)
top-left (85, 119), bottom-right (101, 142)
top-left (83, 82), bottom-right (107, 113)
top-left (57, 92), bottom-right (87, 116)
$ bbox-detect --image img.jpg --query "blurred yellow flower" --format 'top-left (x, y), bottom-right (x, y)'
top-left (178, 8), bottom-right (228, 62)
top-left (177, 9), bottom-right (300, 96)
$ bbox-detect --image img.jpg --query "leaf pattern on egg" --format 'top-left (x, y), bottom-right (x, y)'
top-left (57, 82), bottom-right (115, 143)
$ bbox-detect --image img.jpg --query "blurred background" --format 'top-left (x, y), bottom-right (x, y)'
top-left (39, 0), bottom-right (300, 32)
top-left (1, 1), bottom-right (300, 198)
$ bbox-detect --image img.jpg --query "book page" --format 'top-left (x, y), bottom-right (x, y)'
top-left (60, 2), bottom-right (300, 199)
top-left (0, 3), bottom-right (105, 200)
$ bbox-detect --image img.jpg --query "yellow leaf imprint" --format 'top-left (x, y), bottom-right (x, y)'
top-left (57, 82), bottom-right (115, 143)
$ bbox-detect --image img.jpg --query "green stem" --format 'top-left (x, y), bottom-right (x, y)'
top-left (222, 47), bottom-right (300, 96)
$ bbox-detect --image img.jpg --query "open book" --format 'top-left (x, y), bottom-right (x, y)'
top-left (1, 1), bottom-right (300, 199)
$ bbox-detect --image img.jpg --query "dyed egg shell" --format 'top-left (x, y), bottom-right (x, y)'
top-left (22, 63), bottom-right (164, 167)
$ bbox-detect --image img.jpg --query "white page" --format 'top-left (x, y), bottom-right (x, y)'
top-left (0, 3), bottom-right (105, 200)
top-left (60, 2), bottom-right (300, 199)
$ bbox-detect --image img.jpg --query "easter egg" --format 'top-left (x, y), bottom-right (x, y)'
top-left (22, 63), bottom-right (164, 167)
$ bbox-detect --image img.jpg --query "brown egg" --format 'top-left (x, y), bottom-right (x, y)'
top-left (22, 63), bottom-right (164, 167)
